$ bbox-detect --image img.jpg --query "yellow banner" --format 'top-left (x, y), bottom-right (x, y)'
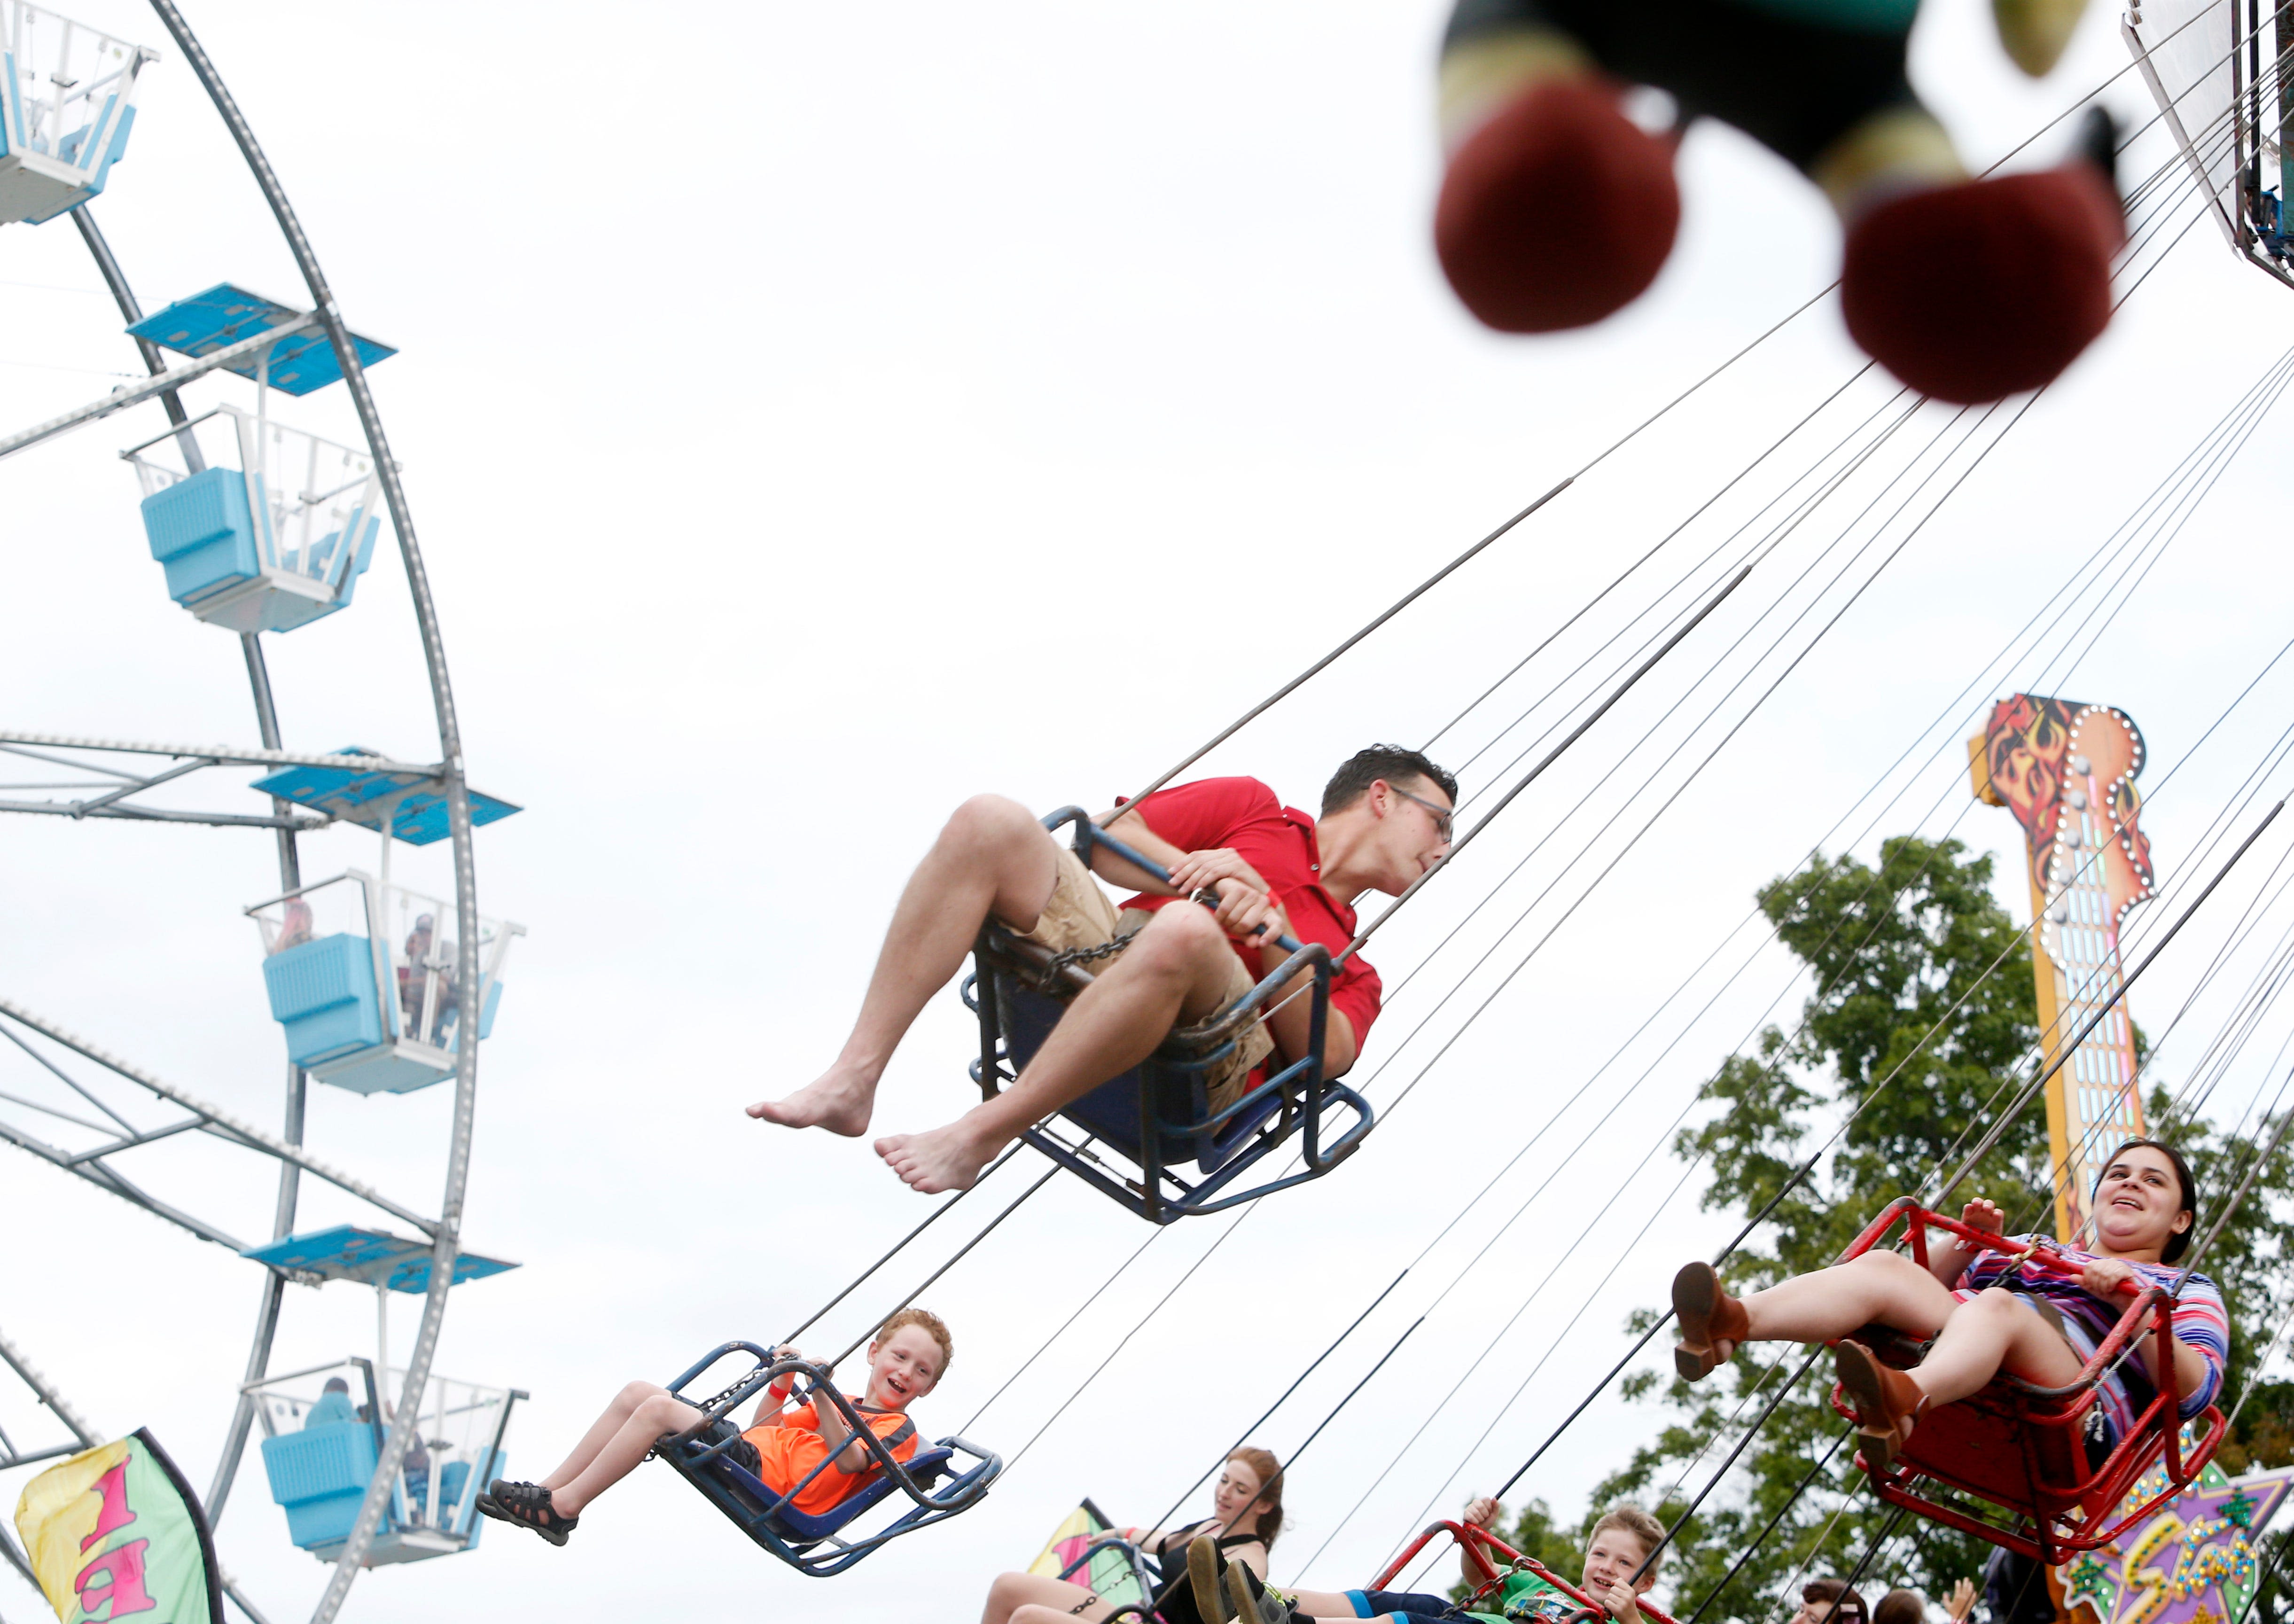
top-left (14, 1439), bottom-right (133, 1620)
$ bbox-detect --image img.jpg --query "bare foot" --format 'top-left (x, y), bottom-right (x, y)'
top-left (748, 1064), bottom-right (877, 1136)
top-left (874, 1120), bottom-right (1000, 1194)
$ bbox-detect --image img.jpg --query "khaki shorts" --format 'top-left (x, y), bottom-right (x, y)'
top-left (1018, 844), bottom-right (1276, 1115)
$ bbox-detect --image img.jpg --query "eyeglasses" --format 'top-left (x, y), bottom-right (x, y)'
top-left (1392, 784), bottom-right (1456, 843)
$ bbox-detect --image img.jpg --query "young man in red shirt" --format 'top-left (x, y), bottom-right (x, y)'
top-left (750, 746), bottom-right (1457, 1194)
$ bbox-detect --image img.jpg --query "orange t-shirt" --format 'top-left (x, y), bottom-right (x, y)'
top-left (739, 1401), bottom-right (917, 1515)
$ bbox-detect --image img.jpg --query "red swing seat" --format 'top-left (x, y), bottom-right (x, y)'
top-left (1828, 1197), bottom-right (2225, 1564)
top-left (1370, 1521), bottom-right (1681, 1624)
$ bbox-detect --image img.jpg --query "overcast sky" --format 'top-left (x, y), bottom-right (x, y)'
top-left (5, 3), bottom-right (2294, 1622)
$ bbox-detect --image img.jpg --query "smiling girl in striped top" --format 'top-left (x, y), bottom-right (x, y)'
top-left (1666, 1139), bottom-right (2228, 1467)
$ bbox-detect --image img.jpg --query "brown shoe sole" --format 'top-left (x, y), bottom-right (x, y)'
top-left (1835, 1339), bottom-right (1915, 1472)
top-left (1672, 1261), bottom-right (1727, 1382)
top-left (1189, 1536), bottom-right (1231, 1624)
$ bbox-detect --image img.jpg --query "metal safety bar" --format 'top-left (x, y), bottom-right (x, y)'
top-left (1370, 1521), bottom-right (1681, 1624)
top-left (1837, 1198), bottom-right (2182, 1407)
top-left (1059, 1531), bottom-right (1159, 1579)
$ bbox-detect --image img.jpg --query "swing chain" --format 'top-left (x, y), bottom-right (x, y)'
top-left (1033, 929), bottom-right (1143, 994)
top-left (693, 1354), bottom-right (812, 1424)
top-left (1030, 888), bottom-right (1223, 993)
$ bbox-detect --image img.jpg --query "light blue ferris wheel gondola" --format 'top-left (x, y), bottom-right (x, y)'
top-left (0, 3), bottom-right (155, 226)
top-left (239, 1225), bottom-right (524, 1567)
top-left (125, 404), bottom-right (385, 634)
top-left (120, 285), bottom-right (399, 634)
top-left (246, 751), bottom-right (525, 1095)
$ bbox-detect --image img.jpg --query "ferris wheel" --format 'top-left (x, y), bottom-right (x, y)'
top-left (0, 4), bottom-right (525, 1621)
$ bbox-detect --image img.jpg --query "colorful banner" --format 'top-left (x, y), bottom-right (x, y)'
top-left (1028, 1499), bottom-right (1149, 1611)
top-left (12, 1429), bottom-right (221, 1624)
top-left (2060, 1449), bottom-right (2294, 1624)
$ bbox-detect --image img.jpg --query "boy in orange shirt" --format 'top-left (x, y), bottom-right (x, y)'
top-left (478, 1308), bottom-right (950, 1546)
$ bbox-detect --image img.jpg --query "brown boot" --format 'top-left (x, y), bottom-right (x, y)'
top-left (1672, 1261), bottom-right (1750, 1382)
top-left (1835, 1339), bottom-right (1927, 1472)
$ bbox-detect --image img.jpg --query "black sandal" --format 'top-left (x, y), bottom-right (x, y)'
top-left (476, 1479), bottom-right (578, 1546)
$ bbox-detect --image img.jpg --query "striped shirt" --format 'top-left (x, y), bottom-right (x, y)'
top-left (1954, 1239), bottom-right (2229, 1444)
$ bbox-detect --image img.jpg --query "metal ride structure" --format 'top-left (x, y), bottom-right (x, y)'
top-left (0, 3), bottom-right (523, 1620)
top-left (0, 1324), bottom-right (101, 1591)
top-left (2124, 0), bottom-right (2294, 287)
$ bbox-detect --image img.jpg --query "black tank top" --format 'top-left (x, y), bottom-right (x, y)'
top-left (1148, 1523), bottom-right (1264, 1624)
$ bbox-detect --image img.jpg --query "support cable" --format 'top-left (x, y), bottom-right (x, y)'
top-left (1341, 562), bottom-right (1755, 960)
top-left (780, 1143), bottom-right (1030, 1346)
top-left (1678, 1428), bottom-right (1857, 1624)
top-left (1138, 5), bottom-right (2231, 807)
top-left (829, 1165), bottom-right (1062, 1366)
top-left (1143, 1271), bottom-right (1416, 1535)
top-left (1381, 777), bottom-right (2284, 1588)
top-left (986, 279), bottom-right (2257, 1532)
top-left (1441, 387), bottom-right (1916, 796)
top-left (807, 149), bottom-right (2257, 1550)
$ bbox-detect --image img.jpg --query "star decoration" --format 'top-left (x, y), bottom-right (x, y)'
top-left (2055, 1463), bottom-right (2294, 1624)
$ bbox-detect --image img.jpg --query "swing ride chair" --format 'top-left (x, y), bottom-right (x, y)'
top-left (963, 807), bottom-right (1375, 1225)
top-left (651, 1342), bottom-right (1003, 1577)
top-left (1373, 1521), bottom-right (1683, 1624)
top-left (0, 1), bottom-right (152, 226)
top-left (247, 867), bottom-right (521, 1097)
top-left (243, 1356), bottom-right (520, 1568)
top-left (123, 398), bottom-right (384, 635)
top-left (1825, 1197), bottom-right (2226, 1564)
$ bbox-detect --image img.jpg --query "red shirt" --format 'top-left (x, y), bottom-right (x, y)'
top-left (1112, 776), bottom-right (1381, 1052)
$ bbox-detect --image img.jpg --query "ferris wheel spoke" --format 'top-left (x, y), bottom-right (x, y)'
top-left (0, 997), bottom-right (443, 1238)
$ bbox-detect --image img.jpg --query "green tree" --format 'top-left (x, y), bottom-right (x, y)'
top-left (1589, 836), bottom-right (2047, 1624)
top-left (1580, 835), bottom-right (2294, 1624)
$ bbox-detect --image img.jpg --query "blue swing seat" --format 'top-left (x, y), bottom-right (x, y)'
top-left (964, 808), bottom-right (1374, 1224)
top-left (653, 1343), bottom-right (1001, 1577)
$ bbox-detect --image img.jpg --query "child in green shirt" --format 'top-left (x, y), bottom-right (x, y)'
top-left (1210, 1499), bottom-right (1663, 1624)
